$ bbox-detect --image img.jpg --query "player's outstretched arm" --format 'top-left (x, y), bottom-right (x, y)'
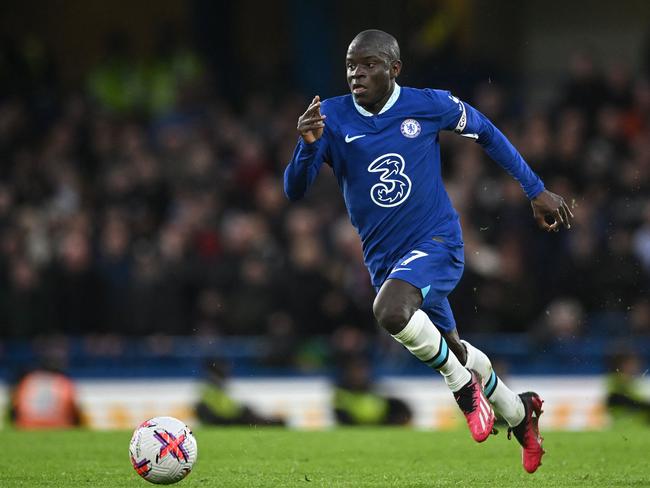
top-left (434, 91), bottom-right (574, 232)
top-left (284, 96), bottom-right (329, 201)
top-left (530, 189), bottom-right (574, 232)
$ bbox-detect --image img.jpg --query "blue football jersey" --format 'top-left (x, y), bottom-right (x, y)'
top-left (285, 85), bottom-right (544, 287)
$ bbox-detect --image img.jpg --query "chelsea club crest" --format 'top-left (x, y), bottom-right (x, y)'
top-left (400, 119), bottom-right (421, 138)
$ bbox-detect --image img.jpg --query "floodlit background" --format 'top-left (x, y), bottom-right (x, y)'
top-left (0, 0), bottom-right (649, 430)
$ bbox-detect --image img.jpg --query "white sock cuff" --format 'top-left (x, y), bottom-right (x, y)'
top-left (392, 310), bottom-right (442, 363)
top-left (392, 310), bottom-right (470, 391)
top-left (392, 309), bottom-right (427, 343)
top-left (461, 340), bottom-right (492, 378)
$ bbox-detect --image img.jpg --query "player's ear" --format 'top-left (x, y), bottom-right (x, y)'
top-left (391, 60), bottom-right (402, 79)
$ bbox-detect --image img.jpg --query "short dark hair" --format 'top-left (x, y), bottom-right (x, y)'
top-left (350, 29), bottom-right (400, 63)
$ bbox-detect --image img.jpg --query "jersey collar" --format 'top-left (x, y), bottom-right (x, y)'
top-left (353, 83), bottom-right (401, 117)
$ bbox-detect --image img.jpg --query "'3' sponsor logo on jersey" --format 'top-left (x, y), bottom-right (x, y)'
top-left (367, 153), bottom-right (412, 208)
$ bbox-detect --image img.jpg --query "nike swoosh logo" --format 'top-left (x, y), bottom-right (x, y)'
top-left (345, 134), bottom-right (366, 143)
top-left (390, 267), bottom-right (411, 273)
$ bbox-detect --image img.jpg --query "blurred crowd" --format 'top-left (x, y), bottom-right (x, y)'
top-left (0, 36), bottom-right (649, 364)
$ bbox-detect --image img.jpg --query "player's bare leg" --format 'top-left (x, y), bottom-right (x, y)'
top-left (374, 279), bottom-right (495, 442)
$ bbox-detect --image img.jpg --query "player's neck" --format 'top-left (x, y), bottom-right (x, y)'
top-left (364, 83), bottom-right (396, 115)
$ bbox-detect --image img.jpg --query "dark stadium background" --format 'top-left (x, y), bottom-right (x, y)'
top-left (0, 0), bottom-right (649, 386)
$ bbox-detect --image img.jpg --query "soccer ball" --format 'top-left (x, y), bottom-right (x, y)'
top-left (129, 416), bottom-right (198, 484)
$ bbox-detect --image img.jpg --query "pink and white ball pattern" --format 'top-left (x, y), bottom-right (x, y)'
top-left (129, 416), bottom-right (198, 485)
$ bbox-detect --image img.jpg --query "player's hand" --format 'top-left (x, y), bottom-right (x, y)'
top-left (531, 189), bottom-right (574, 232)
top-left (297, 95), bottom-right (326, 144)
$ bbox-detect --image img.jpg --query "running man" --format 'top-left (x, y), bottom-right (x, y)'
top-left (284, 29), bottom-right (573, 473)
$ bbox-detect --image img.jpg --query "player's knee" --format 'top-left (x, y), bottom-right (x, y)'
top-left (373, 298), bottom-right (411, 335)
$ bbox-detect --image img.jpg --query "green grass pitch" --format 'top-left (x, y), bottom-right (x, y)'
top-left (0, 427), bottom-right (648, 487)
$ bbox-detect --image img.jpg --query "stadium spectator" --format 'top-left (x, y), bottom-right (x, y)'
top-left (195, 359), bottom-right (284, 426)
top-left (9, 366), bottom-right (82, 429)
top-left (606, 352), bottom-right (650, 426)
top-left (333, 356), bottom-right (412, 426)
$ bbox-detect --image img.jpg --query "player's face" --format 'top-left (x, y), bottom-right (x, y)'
top-left (346, 45), bottom-right (399, 113)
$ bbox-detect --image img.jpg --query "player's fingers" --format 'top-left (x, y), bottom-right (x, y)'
top-left (558, 205), bottom-right (571, 229)
top-left (303, 97), bottom-right (318, 109)
top-left (535, 214), bottom-right (552, 231)
top-left (531, 206), bottom-right (545, 229)
top-left (563, 200), bottom-right (574, 220)
top-left (303, 101), bottom-right (320, 113)
top-left (303, 102), bottom-right (321, 117)
top-left (299, 118), bottom-right (326, 128)
top-left (306, 96), bottom-right (321, 110)
top-left (299, 115), bottom-right (326, 125)
top-left (300, 122), bottom-right (325, 134)
top-left (540, 210), bottom-right (562, 232)
top-left (297, 112), bottom-right (323, 131)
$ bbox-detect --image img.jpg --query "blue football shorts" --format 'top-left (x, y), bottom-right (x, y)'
top-left (381, 239), bottom-right (464, 333)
